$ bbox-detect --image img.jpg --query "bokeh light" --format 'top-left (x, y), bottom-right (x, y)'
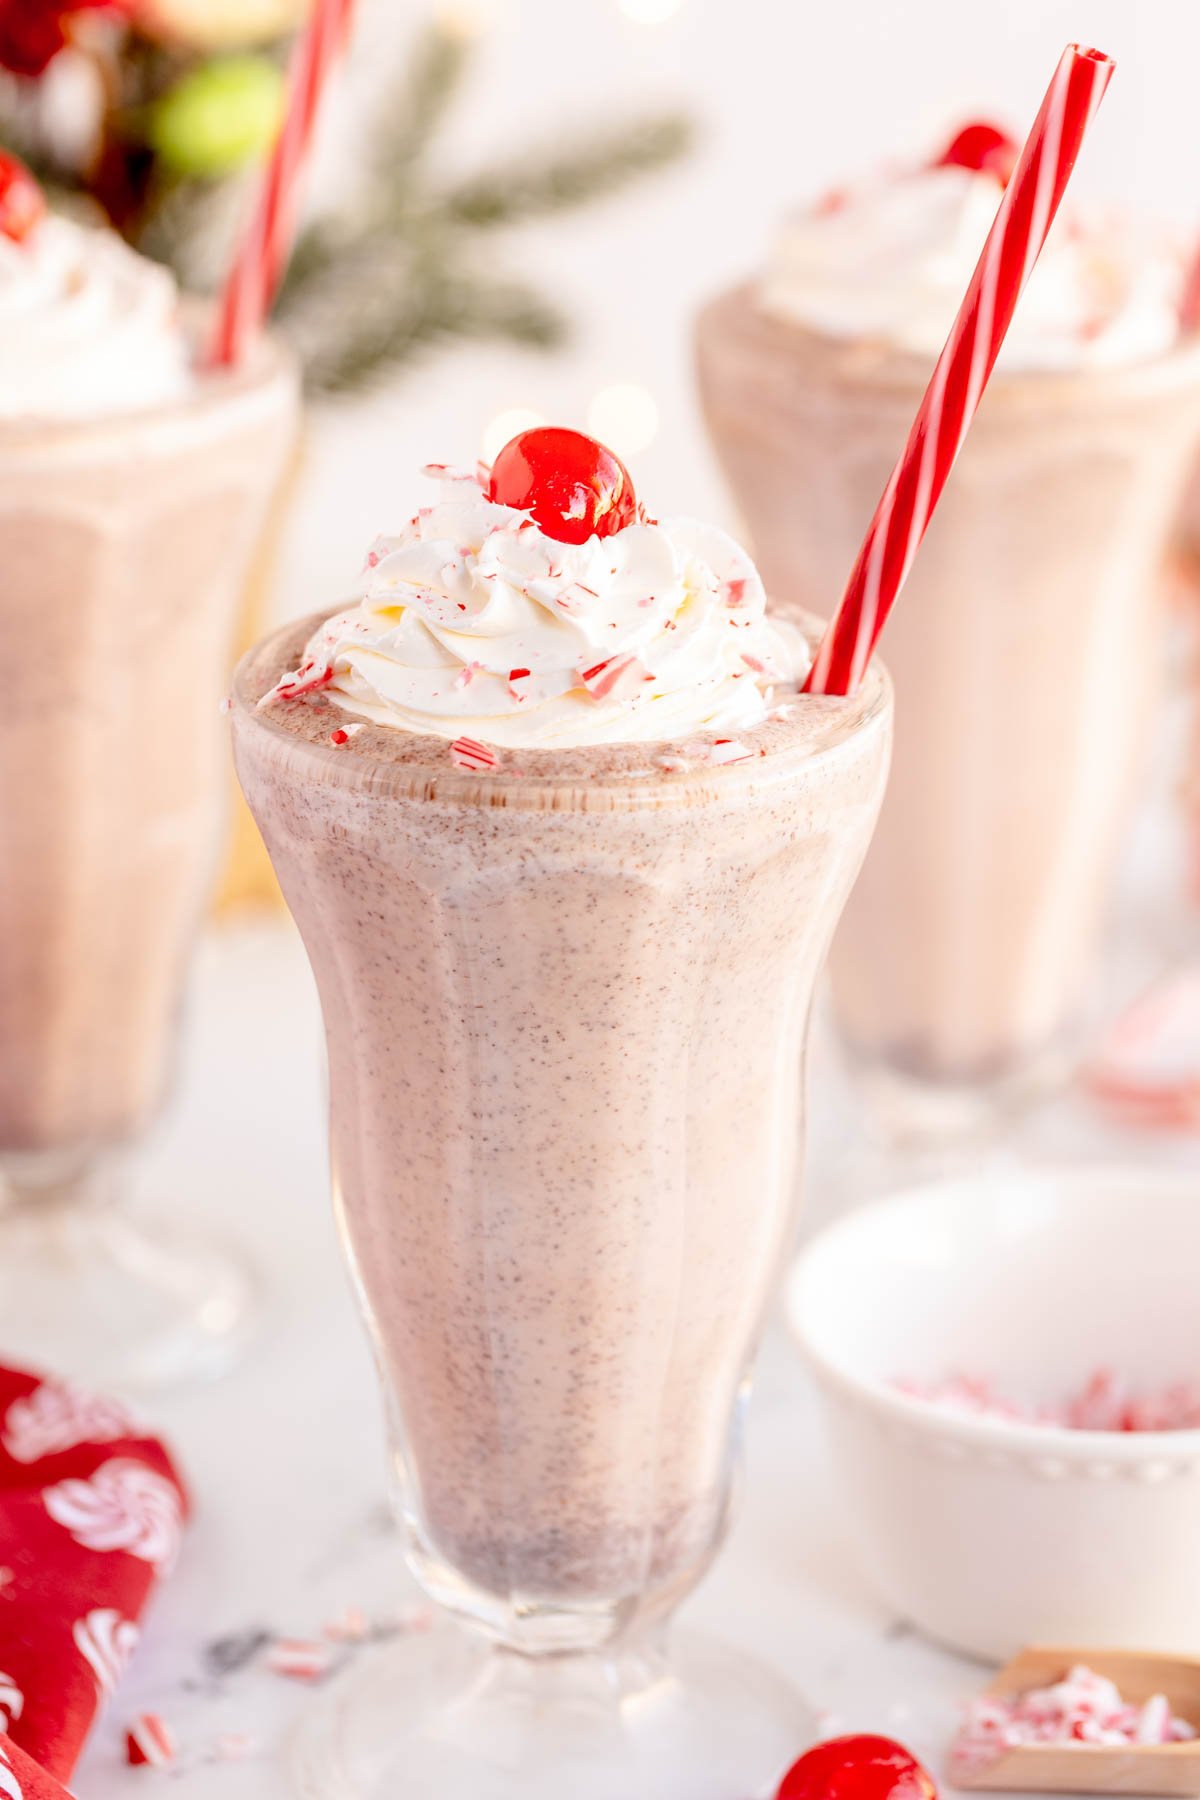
top-left (481, 407), bottom-right (547, 465)
top-left (587, 383), bottom-right (660, 460)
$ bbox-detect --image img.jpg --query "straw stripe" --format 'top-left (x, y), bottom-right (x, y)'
top-left (805, 44), bottom-right (1114, 696)
top-left (209, 0), bottom-right (357, 368)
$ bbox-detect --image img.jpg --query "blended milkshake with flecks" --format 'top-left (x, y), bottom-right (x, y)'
top-left (698, 123), bottom-right (1200, 1132)
top-left (233, 439), bottom-right (890, 1647)
top-left (0, 190), bottom-right (298, 1173)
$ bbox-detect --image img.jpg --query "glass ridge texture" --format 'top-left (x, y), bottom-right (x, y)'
top-left (697, 285), bottom-right (1200, 1138)
top-left (234, 616), bottom-right (891, 1654)
top-left (0, 328), bottom-right (299, 1388)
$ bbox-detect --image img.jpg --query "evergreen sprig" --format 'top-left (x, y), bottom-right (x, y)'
top-left (270, 20), bottom-right (693, 397)
top-left (0, 19), bottom-right (694, 399)
top-left (442, 114), bottom-right (695, 230)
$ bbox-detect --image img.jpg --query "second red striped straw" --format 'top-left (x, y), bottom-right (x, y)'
top-left (805, 43), bottom-right (1115, 697)
top-left (209, 0), bottom-right (357, 370)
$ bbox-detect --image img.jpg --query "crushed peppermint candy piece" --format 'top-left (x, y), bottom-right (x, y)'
top-left (708, 739), bottom-right (755, 766)
top-left (578, 656), bottom-right (652, 703)
top-left (263, 661), bottom-right (335, 704)
top-left (323, 1605), bottom-right (370, 1643)
top-left (897, 1367), bottom-right (1200, 1432)
top-left (549, 581), bottom-right (598, 616)
top-left (126, 1713), bottom-right (177, 1768)
top-left (952, 1665), bottom-right (1195, 1774)
top-left (212, 1733), bottom-right (261, 1762)
top-left (449, 737), bottom-right (498, 772)
top-left (266, 1639), bottom-right (334, 1682)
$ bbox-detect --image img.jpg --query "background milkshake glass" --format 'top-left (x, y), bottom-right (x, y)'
top-left (0, 202), bottom-right (298, 1385)
top-left (697, 139), bottom-right (1200, 1141)
top-left (232, 448), bottom-right (890, 1799)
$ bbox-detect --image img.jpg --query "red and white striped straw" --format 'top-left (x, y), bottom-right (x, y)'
top-left (805, 44), bottom-right (1115, 696)
top-left (209, 0), bottom-right (357, 369)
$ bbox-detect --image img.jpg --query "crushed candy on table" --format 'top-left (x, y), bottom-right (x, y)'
top-left (895, 1367), bottom-right (1200, 1431)
top-left (952, 1664), bottom-right (1196, 1771)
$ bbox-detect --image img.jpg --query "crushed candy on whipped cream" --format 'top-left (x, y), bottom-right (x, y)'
top-left (263, 464), bottom-right (806, 751)
top-left (896, 1367), bottom-right (1200, 1432)
top-left (761, 141), bottom-right (1188, 370)
top-left (952, 1665), bottom-right (1195, 1774)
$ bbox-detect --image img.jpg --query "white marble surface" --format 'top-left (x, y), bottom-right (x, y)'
top-left (19, 6), bottom-right (1200, 1784)
top-left (60, 881), bottom-right (1198, 1797)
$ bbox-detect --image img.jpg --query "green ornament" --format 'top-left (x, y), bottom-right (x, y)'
top-left (148, 57), bottom-right (285, 180)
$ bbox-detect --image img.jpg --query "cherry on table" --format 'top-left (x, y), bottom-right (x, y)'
top-left (0, 152), bottom-right (45, 245)
top-left (934, 121), bottom-right (1018, 184)
top-left (776, 1733), bottom-right (938, 1800)
top-left (487, 427), bottom-right (637, 545)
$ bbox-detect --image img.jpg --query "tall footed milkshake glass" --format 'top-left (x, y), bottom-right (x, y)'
top-left (0, 177), bottom-right (299, 1387)
top-left (232, 437), bottom-right (891, 1800)
top-left (697, 123), bottom-right (1200, 1149)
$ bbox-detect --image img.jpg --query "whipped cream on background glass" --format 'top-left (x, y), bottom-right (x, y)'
top-left (271, 467), bottom-right (807, 749)
top-left (0, 215), bottom-right (191, 420)
top-left (761, 151), bottom-right (1187, 371)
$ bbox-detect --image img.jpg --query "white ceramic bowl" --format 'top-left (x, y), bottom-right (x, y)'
top-left (786, 1164), bottom-right (1200, 1662)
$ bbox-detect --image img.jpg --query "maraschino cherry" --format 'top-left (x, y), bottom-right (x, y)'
top-left (0, 152), bottom-right (45, 246)
top-left (777, 1734), bottom-right (938, 1800)
top-left (487, 426), bottom-right (637, 545)
top-left (934, 121), bottom-right (1018, 185)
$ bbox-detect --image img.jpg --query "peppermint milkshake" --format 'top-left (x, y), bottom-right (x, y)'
top-left (698, 123), bottom-right (1200, 1136)
top-left (233, 432), bottom-right (889, 1788)
top-left (0, 154), bottom-right (298, 1384)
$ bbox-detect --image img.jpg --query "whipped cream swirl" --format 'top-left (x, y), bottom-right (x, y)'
top-left (761, 162), bottom-right (1186, 371)
top-left (0, 217), bottom-right (191, 420)
top-left (269, 470), bottom-right (806, 748)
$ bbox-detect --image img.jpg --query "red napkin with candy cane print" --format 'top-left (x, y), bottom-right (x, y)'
top-left (0, 1366), bottom-right (188, 1798)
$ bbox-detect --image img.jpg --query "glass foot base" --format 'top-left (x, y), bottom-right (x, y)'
top-left (292, 1625), bottom-right (814, 1800)
top-left (845, 1040), bottom-right (1071, 1149)
top-left (0, 1203), bottom-right (257, 1392)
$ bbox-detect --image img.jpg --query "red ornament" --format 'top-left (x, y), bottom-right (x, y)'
top-left (0, 0), bottom-right (127, 79)
top-left (777, 1734), bottom-right (938, 1800)
top-left (0, 152), bottom-right (45, 243)
top-left (487, 427), bottom-right (637, 545)
top-left (934, 121), bottom-right (1018, 184)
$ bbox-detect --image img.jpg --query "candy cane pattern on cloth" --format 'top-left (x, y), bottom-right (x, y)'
top-left (72, 1610), bottom-right (140, 1701)
top-left (0, 1744), bottom-right (21, 1800)
top-left (804, 44), bottom-right (1114, 696)
top-left (44, 1460), bottom-right (182, 1569)
top-left (1, 1381), bottom-right (139, 1466)
top-left (0, 1677), bottom-right (21, 1735)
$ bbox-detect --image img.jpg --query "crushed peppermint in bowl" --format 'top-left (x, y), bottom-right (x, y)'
top-left (787, 1165), bottom-right (1200, 1660)
top-left (952, 1661), bottom-right (1196, 1780)
top-left (895, 1368), bottom-right (1200, 1434)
